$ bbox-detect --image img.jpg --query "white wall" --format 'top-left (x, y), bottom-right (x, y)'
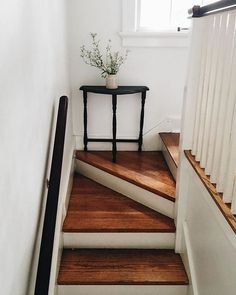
top-left (67, 0), bottom-right (189, 151)
top-left (0, 1), bottom-right (72, 294)
top-left (179, 159), bottom-right (236, 295)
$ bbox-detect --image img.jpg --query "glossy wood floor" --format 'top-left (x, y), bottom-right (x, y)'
top-left (58, 249), bottom-right (189, 285)
top-left (63, 174), bottom-right (175, 233)
top-left (160, 133), bottom-right (180, 167)
top-left (76, 151), bottom-right (176, 201)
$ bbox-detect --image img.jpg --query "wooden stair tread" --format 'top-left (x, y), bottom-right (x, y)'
top-left (63, 175), bottom-right (175, 233)
top-left (58, 249), bottom-right (189, 285)
top-left (76, 151), bottom-right (176, 202)
top-left (160, 133), bottom-right (180, 167)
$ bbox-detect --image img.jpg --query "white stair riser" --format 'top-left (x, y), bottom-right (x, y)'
top-left (161, 143), bottom-right (177, 181)
top-left (76, 160), bottom-right (175, 219)
top-left (58, 285), bottom-right (188, 295)
top-left (63, 232), bottom-right (175, 249)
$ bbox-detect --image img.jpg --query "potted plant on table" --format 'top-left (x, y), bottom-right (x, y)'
top-left (80, 33), bottom-right (128, 89)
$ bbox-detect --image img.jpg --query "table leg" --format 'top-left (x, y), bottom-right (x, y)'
top-left (83, 91), bottom-right (88, 151)
top-left (112, 94), bottom-right (117, 162)
top-left (138, 91), bottom-right (146, 152)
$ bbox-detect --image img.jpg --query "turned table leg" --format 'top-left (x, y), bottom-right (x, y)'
top-left (138, 91), bottom-right (146, 152)
top-left (83, 91), bottom-right (88, 151)
top-left (112, 94), bottom-right (117, 162)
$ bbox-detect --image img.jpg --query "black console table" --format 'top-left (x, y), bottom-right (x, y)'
top-left (80, 86), bottom-right (149, 162)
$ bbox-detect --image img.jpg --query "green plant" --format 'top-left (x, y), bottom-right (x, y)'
top-left (80, 33), bottom-right (128, 78)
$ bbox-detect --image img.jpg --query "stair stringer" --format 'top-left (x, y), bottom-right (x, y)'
top-left (76, 159), bottom-right (175, 219)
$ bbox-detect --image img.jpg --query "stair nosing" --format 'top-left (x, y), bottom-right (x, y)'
top-left (58, 281), bottom-right (189, 286)
top-left (63, 228), bottom-right (176, 233)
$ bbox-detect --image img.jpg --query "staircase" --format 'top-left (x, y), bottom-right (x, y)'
top-left (57, 132), bottom-right (188, 295)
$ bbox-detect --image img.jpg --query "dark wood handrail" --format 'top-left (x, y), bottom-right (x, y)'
top-left (34, 96), bottom-right (68, 295)
top-left (189, 0), bottom-right (236, 17)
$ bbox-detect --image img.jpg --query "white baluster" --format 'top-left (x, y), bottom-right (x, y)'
top-left (218, 12), bottom-right (236, 194)
top-left (186, 19), bottom-right (206, 150)
top-left (223, 90), bottom-right (236, 203)
top-left (204, 15), bottom-right (223, 176)
top-left (197, 15), bottom-right (215, 166)
top-left (211, 12), bottom-right (235, 185)
top-left (231, 174), bottom-right (236, 215)
top-left (205, 14), bottom-right (226, 178)
top-left (201, 15), bottom-right (221, 169)
top-left (192, 17), bottom-right (209, 157)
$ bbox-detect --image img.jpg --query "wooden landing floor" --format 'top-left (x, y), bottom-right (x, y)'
top-left (76, 151), bottom-right (176, 201)
top-left (63, 174), bottom-right (175, 233)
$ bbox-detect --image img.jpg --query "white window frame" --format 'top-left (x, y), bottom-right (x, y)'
top-left (120, 0), bottom-right (189, 48)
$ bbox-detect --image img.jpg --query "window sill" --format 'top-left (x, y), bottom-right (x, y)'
top-left (119, 31), bottom-right (189, 48)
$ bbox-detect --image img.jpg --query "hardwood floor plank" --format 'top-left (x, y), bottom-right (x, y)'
top-left (63, 175), bottom-right (175, 233)
top-left (76, 151), bottom-right (176, 201)
top-left (58, 249), bottom-right (189, 285)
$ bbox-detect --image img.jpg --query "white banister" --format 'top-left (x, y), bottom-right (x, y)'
top-left (189, 9), bottom-right (236, 214)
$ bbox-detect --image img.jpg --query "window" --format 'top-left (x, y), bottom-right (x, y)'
top-left (121, 0), bottom-right (215, 47)
top-left (138, 0), bottom-right (216, 32)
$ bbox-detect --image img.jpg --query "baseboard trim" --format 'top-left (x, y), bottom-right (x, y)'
top-left (182, 222), bottom-right (199, 295)
top-left (49, 146), bottom-right (76, 295)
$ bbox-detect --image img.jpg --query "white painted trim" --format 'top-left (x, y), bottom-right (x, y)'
top-left (121, 0), bottom-right (189, 48)
top-left (191, 162), bottom-right (236, 250)
top-left (183, 222), bottom-right (199, 295)
top-left (177, 155), bottom-right (236, 250)
top-left (175, 19), bottom-right (205, 252)
top-left (120, 31), bottom-right (189, 48)
top-left (49, 146), bottom-right (75, 295)
top-left (58, 285), bottom-right (188, 295)
top-left (175, 155), bottom-right (190, 252)
top-left (120, 31), bottom-right (189, 38)
top-left (176, 154), bottom-right (236, 254)
top-left (122, 0), bottom-right (138, 32)
top-left (63, 232), bottom-right (175, 249)
top-left (76, 160), bottom-right (175, 218)
top-left (161, 142), bottom-right (177, 180)
top-left (27, 141), bottom-right (75, 295)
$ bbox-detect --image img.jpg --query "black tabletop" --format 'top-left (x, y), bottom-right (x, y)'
top-left (80, 86), bottom-right (149, 95)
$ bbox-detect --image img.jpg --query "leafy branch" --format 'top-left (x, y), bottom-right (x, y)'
top-left (80, 33), bottom-right (129, 78)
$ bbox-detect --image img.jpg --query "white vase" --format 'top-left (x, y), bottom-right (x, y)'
top-left (106, 74), bottom-right (118, 89)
